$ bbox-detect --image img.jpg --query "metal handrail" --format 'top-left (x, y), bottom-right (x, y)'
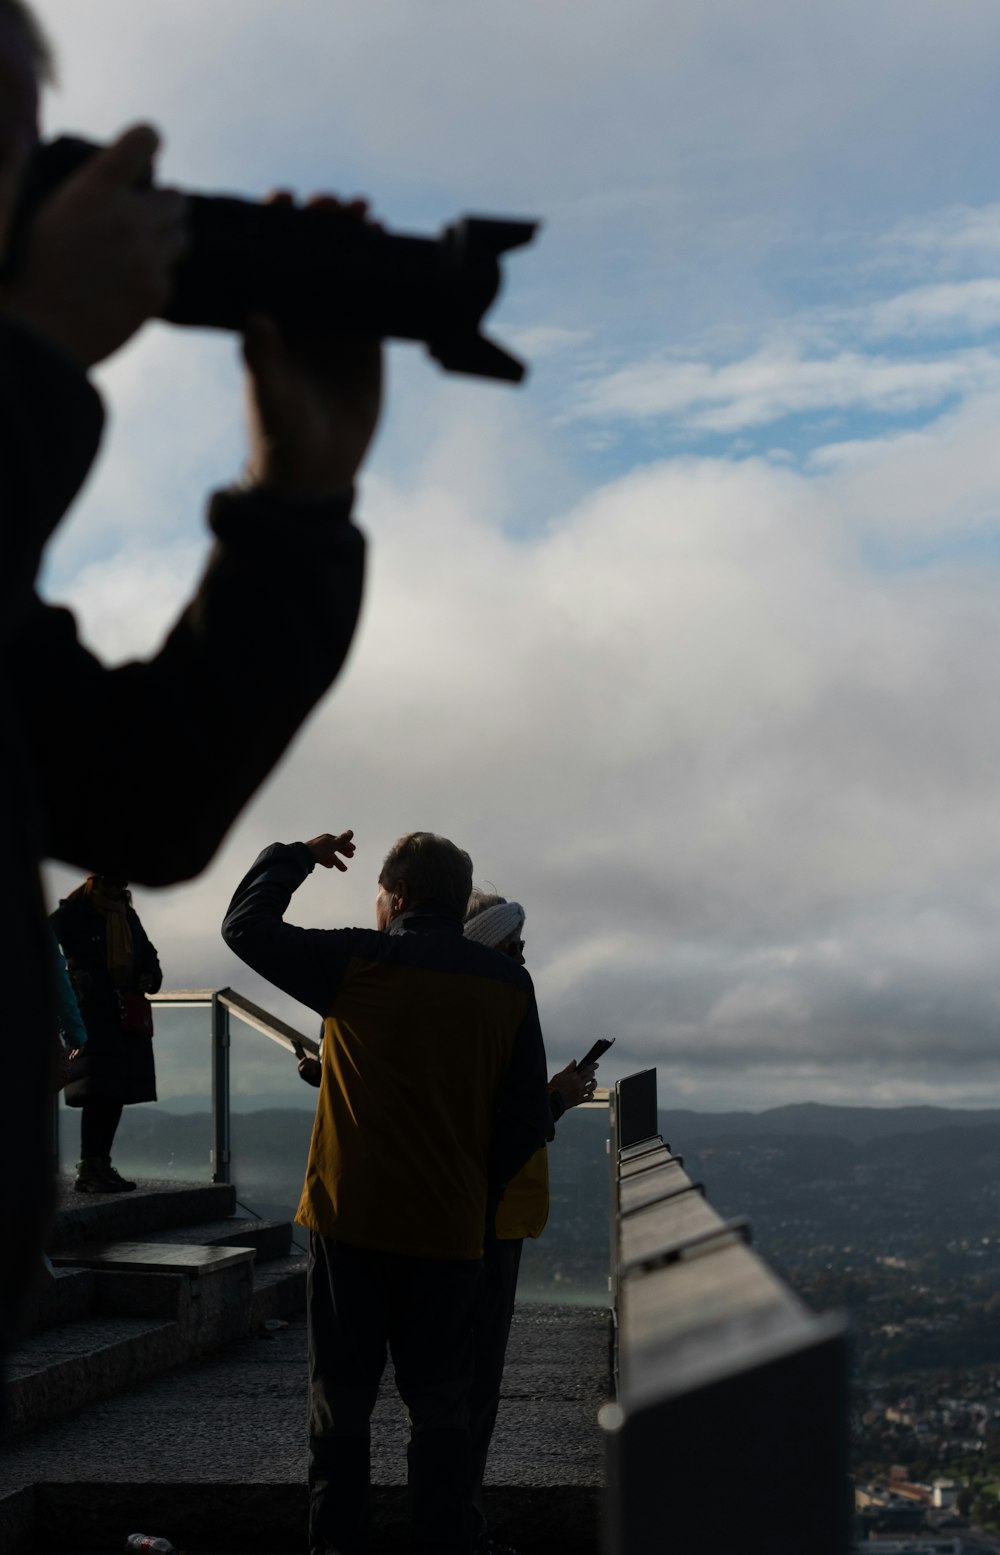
top-left (149, 984), bottom-right (609, 1186)
top-left (149, 986), bottom-right (319, 1183)
top-left (218, 988), bottom-right (319, 1058)
top-left (148, 988), bottom-right (216, 1004)
top-left (150, 986), bottom-right (318, 1056)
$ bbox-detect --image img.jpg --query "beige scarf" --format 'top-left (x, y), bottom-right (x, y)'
top-left (68, 876), bottom-right (134, 983)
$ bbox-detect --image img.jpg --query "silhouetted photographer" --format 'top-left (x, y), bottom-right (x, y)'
top-left (0, 0), bottom-right (387, 1416)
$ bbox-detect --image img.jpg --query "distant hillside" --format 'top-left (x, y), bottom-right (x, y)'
top-left (660, 1101), bottom-right (1000, 1146)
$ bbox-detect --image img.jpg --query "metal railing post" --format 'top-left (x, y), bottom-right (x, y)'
top-left (615, 1068), bottom-right (658, 1150)
top-left (211, 993), bottom-right (231, 1184)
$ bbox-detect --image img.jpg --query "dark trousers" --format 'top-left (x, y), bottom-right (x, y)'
top-left (80, 1098), bottom-right (123, 1159)
top-left (307, 1234), bottom-right (483, 1555)
top-left (469, 1237), bottom-right (523, 1542)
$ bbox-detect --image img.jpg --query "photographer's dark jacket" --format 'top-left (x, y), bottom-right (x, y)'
top-left (222, 843), bottom-right (553, 1260)
top-left (0, 318), bottom-right (365, 1350)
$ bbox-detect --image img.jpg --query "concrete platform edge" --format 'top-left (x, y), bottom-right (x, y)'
top-left (27, 1480), bottom-right (602, 1554)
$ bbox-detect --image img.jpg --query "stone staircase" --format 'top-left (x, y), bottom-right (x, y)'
top-left (1, 1305), bottom-right (607, 1555)
top-left (5, 1177), bottom-right (306, 1442)
top-left (2, 1182), bottom-right (607, 1555)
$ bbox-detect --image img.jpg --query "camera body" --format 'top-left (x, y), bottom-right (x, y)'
top-left (9, 137), bottom-right (538, 382)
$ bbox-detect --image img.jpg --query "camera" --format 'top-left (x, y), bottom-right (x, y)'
top-left (7, 136), bottom-right (539, 383)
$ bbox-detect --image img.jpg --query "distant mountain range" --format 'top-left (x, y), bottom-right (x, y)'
top-left (661, 1101), bottom-right (1000, 1146)
top-left (91, 1099), bottom-right (1000, 1304)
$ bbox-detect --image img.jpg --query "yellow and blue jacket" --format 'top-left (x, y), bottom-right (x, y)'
top-left (222, 842), bottom-right (552, 1260)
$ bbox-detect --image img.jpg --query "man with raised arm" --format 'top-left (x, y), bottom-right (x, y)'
top-left (0, 0), bottom-right (380, 1416)
top-left (222, 831), bottom-right (552, 1555)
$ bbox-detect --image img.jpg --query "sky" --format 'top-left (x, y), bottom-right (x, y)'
top-left (32, 0), bottom-right (1000, 1113)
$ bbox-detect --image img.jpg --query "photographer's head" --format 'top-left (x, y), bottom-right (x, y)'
top-left (0, 1), bottom-right (50, 171)
top-left (376, 832), bottom-right (473, 928)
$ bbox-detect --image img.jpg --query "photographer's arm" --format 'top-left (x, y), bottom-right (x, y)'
top-left (221, 840), bottom-right (362, 1016)
top-left (10, 278), bottom-right (380, 884)
top-left (242, 195), bottom-right (382, 502)
top-left (11, 498), bottom-right (364, 883)
top-left (0, 316), bottom-right (103, 611)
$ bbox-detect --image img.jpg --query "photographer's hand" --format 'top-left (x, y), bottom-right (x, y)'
top-left (305, 831), bottom-right (356, 871)
top-left (243, 195), bottom-right (383, 500)
top-left (0, 124), bottom-right (188, 368)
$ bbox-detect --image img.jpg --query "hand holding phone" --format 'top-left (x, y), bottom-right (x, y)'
top-left (577, 1037), bottom-right (614, 1069)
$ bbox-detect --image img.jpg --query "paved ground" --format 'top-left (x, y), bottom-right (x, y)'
top-left (2, 1302), bottom-right (610, 1553)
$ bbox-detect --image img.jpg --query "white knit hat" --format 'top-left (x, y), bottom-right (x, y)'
top-left (463, 900), bottom-right (526, 949)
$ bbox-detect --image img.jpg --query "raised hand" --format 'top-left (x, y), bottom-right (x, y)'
top-left (304, 831), bottom-right (356, 871)
top-left (243, 195), bottom-right (382, 500)
top-left (297, 1055), bottom-right (322, 1087)
top-left (549, 1060), bottom-right (599, 1110)
top-left (0, 124), bottom-right (188, 367)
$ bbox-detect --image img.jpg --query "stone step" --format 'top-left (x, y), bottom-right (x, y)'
top-left (26, 1225), bottom-right (295, 1340)
top-left (136, 1216), bottom-right (294, 1264)
top-left (18, 1267), bottom-right (95, 1338)
top-left (250, 1254), bottom-right (308, 1326)
top-left (48, 1242), bottom-right (256, 1277)
top-left (5, 1314), bottom-right (179, 1439)
top-left (6, 1247), bottom-right (256, 1442)
top-left (50, 1179), bottom-right (237, 1251)
top-left (25, 1249), bottom-right (266, 1341)
top-left (4, 1480), bottom-right (601, 1553)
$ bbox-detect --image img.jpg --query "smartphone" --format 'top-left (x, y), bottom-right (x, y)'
top-left (578, 1037), bottom-right (614, 1068)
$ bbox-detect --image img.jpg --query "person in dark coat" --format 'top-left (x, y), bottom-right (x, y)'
top-left (51, 876), bottom-right (163, 1192)
top-left (0, 0), bottom-right (382, 1414)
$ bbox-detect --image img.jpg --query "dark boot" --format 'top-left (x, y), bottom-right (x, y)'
top-left (74, 1156), bottom-right (136, 1193)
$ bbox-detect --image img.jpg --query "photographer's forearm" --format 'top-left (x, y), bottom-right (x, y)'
top-left (242, 315), bottom-right (382, 502)
top-left (20, 490), bottom-right (365, 885)
top-left (0, 316), bottom-right (104, 594)
top-left (221, 842), bottom-right (339, 1015)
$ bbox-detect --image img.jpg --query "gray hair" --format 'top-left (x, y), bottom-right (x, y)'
top-left (464, 890), bottom-right (507, 922)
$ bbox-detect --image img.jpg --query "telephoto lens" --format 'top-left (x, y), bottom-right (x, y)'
top-left (6, 136), bottom-right (540, 383)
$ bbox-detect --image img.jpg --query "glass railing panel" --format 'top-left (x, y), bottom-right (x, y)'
top-left (228, 1017), bottom-right (316, 1250)
top-left (517, 1100), bottom-right (611, 1306)
top-left (59, 998), bottom-right (215, 1182)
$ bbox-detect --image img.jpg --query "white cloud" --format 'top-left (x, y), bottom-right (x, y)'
top-left (812, 388), bottom-right (1000, 534)
top-left (883, 205), bottom-right (1000, 267)
top-left (53, 540), bottom-right (203, 661)
top-left (503, 325), bottom-right (591, 361)
top-left (866, 279), bottom-right (1000, 339)
top-left (571, 346), bottom-right (1000, 433)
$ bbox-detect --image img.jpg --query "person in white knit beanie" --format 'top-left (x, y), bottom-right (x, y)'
top-left (463, 889), bottom-right (600, 1555)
